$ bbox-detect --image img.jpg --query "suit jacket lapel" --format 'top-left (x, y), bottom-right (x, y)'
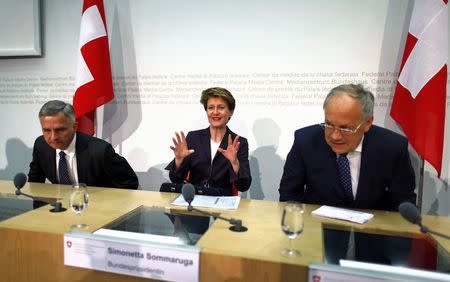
top-left (47, 146), bottom-right (57, 183)
top-left (214, 127), bottom-right (232, 164)
top-left (201, 128), bottom-right (212, 167)
top-left (210, 127), bottom-right (232, 177)
top-left (355, 134), bottom-right (371, 203)
top-left (75, 132), bottom-right (89, 183)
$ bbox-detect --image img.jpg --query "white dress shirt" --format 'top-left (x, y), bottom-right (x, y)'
top-left (210, 139), bottom-right (221, 164)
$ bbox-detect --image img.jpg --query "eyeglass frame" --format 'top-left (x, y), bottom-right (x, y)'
top-left (319, 121), bottom-right (365, 135)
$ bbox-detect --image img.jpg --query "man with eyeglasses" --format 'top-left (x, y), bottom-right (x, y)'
top-left (279, 84), bottom-right (416, 211)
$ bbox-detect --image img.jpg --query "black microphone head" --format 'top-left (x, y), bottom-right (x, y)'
top-left (182, 183), bottom-right (195, 204)
top-left (399, 202), bottom-right (421, 225)
top-left (13, 173), bottom-right (28, 189)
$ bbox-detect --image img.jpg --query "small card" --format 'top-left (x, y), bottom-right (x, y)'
top-left (311, 205), bottom-right (374, 224)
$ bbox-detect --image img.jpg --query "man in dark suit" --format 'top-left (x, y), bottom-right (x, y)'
top-left (28, 100), bottom-right (139, 189)
top-left (279, 84), bottom-right (416, 211)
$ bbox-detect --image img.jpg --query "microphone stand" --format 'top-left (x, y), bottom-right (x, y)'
top-left (187, 204), bottom-right (247, 232)
top-left (420, 225), bottom-right (450, 240)
top-left (15, 189), bottom-right (66, 213)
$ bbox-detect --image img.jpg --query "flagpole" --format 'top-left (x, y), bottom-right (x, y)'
top-left (417, 157), bottom-right (424, 213)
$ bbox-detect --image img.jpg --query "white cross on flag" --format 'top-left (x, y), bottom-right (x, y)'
top-left (390, 0), bottom-right (448, 176)
top-left (73, 0), bottom-right (114, 135)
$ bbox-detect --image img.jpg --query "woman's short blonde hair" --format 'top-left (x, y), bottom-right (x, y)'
top-left (200, 87), bottom-right (236, 111)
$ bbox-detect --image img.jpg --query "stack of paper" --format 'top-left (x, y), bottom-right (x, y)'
top-left (311, 205), bottom-right (374, 224)
top-left (171, 195), bottom-right (241, 210)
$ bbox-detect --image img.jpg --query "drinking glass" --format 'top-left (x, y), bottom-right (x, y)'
top-left (69, 183), bottom-right (89, 230)
top-left (281, 202), bottom-right (304, 257)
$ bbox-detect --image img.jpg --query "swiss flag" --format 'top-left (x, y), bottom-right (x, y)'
top-left (390, 0), bottom-right (448, 176)
top-left (73, 0), bottom-right (114, 135)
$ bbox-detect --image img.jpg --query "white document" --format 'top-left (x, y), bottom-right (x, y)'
top-left (171, 195), bottom-right (240, 210)
top-left (311, 205), bottom-right (373, 224)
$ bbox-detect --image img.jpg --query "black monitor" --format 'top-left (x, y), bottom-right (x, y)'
top-left (0, 195), bottom-right (34, 221)
top-left (322, 224), bottom-right (449, 273)
top-left (97, 206), bottom-right (214, 246)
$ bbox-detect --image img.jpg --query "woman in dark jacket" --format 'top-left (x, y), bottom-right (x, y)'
top-left (165, 87), bottom-right (251, 196)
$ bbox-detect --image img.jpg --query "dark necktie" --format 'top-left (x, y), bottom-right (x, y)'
top-left (58, 151), bottom-right (72, 185)
top-left (337, 154), bottom-right (353, 201)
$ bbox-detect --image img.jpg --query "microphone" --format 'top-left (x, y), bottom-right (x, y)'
top-left (398, 201), bottom-right (421, 225)
top-left (182, 182), bottom-right (196, 206)
top-left (14, 173), bottom-right (67, 213)
top-left (182, 183), bottom-right (247, 232)
top-left (399, 202), bottom-right (449, 240)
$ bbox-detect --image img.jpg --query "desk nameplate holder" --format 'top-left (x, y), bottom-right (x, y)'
top-left (64, 231), bottom-right (200, 282)
top-left (309, 262), bottom-right (450, 282)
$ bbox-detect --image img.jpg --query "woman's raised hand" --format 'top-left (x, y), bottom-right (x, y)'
top-left (170, 131), bottom-right (194, 168)
top-left (218, 135), bottom-right (240, 173)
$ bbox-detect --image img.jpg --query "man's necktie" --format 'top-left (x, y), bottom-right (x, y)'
top-left (58, 151), bottom-right (72, 185)
top-left (337, 154), bottom-right (353, 201)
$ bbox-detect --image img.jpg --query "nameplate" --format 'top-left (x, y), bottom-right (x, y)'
top-left (309, 266), bottom-right (380, 282)
top-left (64, 232), bottom-right (200, 282)
top-left (308, 261), bottom-right (450, 281)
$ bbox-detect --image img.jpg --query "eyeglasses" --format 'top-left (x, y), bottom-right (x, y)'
top-left (319, 122), bottom-right (364, 136)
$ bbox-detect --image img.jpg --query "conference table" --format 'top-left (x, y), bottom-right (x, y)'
top-left (0, 180), bottom-right (449, 282)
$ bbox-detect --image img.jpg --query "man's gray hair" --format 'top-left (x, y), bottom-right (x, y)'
top-left (323, 84), bottom-right (374, 121)
top-left (39, 100), bottom-right (75, 123)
